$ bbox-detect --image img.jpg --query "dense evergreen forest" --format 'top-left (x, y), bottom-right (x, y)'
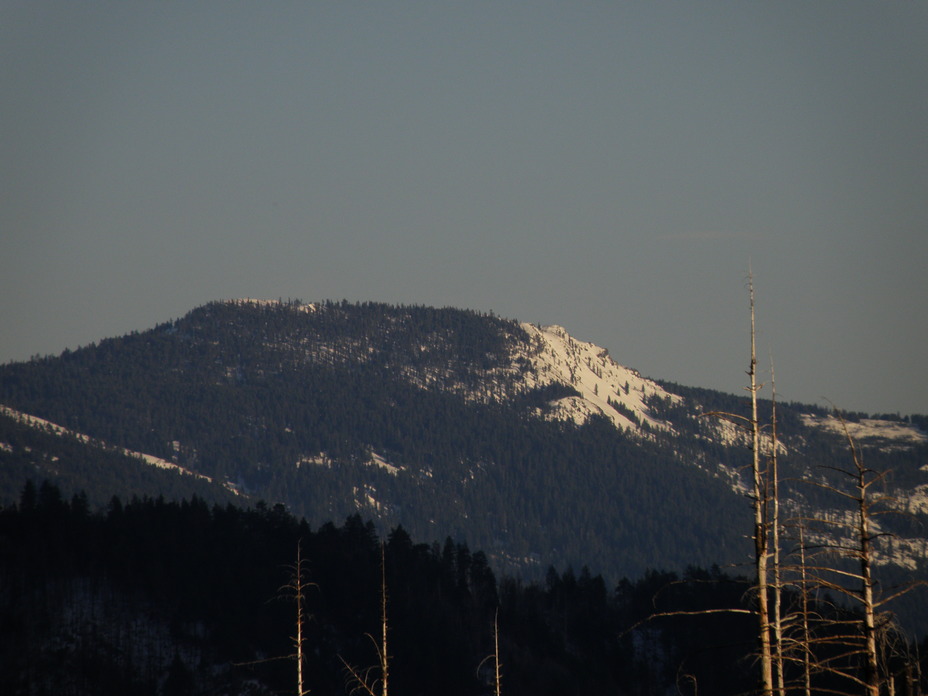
top-left (0, 410), bottom-right (239, 510)
top-left (3, 482), bottom-right (925, 696)
top-left (0, 300), bottom-right (757, 580)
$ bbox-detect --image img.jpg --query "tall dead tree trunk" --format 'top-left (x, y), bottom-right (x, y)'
top-left (797, 522), bottom-right (813, 696)
top-left (492, 610), bottom-right (502, 696)
top-left (296, 544), bottom-right (307, 696)
top-left (341, 541), bottom-right (390, 696)
top-left (479, 609), bottom-right (503, 696)
top-left (749, 275), bottom-right (775, 696)
top-left (378, 542), bottom-right (389, 696)
top-left (798, 414), bottom-right (926, 695)
top-left (844, 420), bottom-right (881, 696)
top-left (769, 362), bottom-right (785, 696)
top-left (702, 274), bottom-right (775, 695)
top-left (236, 542), bottom-right (316, 692)
top-left (284, 541), bottom-right (313, 696)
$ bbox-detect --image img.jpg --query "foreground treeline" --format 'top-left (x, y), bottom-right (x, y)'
top-left (1, 482), bottom-right (925, 696)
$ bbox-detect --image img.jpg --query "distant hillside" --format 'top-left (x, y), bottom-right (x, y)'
top-left (0, 299), bottom-right (925, 613)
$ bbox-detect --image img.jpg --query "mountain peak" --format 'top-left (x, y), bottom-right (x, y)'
top-left (227, 297), bottom-right (319, 313)
top-left (2, 297), bottom-right (925, 605)
top-left (518, 322), bottom-right (678, 432)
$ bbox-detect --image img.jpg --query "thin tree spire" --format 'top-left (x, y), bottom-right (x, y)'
top-left (749, 273), bottom-right (774, 696)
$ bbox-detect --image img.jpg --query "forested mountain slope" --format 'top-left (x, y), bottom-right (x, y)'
top-left (1, 299), bottom-right (925, 593)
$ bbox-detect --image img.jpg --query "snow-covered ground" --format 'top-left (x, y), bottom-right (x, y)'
top-left (516, 323), bottom-right (680, 432)
top-left (801, 414), bottom-right (927, 447)
top-left (231, 298), bottom-right (318, 313)
top-left (369, 450), bottom-right (402, 475)
top-left (792, 504), bottom-right (928, 571)
top-left (0, 404), bottom-right (229, 490)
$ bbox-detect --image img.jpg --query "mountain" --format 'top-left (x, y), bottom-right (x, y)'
top-left (1, 299), bottom-right (926, 612)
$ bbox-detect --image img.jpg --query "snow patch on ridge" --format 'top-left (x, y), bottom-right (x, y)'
top-left (369, 450), bottom-right (402, 476)
top-left (517, 323), bottom-right (680, 432)
top-left (229, 298), bottom-right (318, 313)
top-left (220, 300), bottom-right (680, 435)
top-left (296, 449), bottom-right (403, 476)
top-left (908, 484), bottom-right (928, 516)
top-left (795, 505), bottom-right (927, 571)
top-left (801, 414), bottom-right (927, 449)
top-left (0, 405), bottom-right (233, 492)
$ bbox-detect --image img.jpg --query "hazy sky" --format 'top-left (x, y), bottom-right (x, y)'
top-left (3, 2), bottom-right (926, 415)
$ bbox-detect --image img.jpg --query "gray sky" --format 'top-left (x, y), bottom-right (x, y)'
top-left (3, 1), bottom-right (926, 415)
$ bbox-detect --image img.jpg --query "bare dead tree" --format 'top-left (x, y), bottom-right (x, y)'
top-left (748, 275), bottom-right (775, 696)
top-left (769, 360), bottom-right (786, 696)
top-left (281, 540), bottom-right (316, 696)
top-left (776, 513), bottom-right (859, 696)
top-left (341, 542), bottom-right (390, 696)
top-left (236, 540), bottom-right (317, 695)
top-left (795, 412), bottom-right (926, 696)
top-left (478, 609), bottom-right (503, 696)
top-left (704, 273), bottom-right (774, 696)
top-left (491, 609), bottom-right (502, 696)
top-left (795, 521), bottom-right (813, 696)
top-left (667, 274), bottom-right (926, 696)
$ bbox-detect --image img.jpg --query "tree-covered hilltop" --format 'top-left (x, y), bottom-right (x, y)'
top-left (3, 482), bottom-right (923, 696)
top-left (0, 300), bottom-right (753, 580)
